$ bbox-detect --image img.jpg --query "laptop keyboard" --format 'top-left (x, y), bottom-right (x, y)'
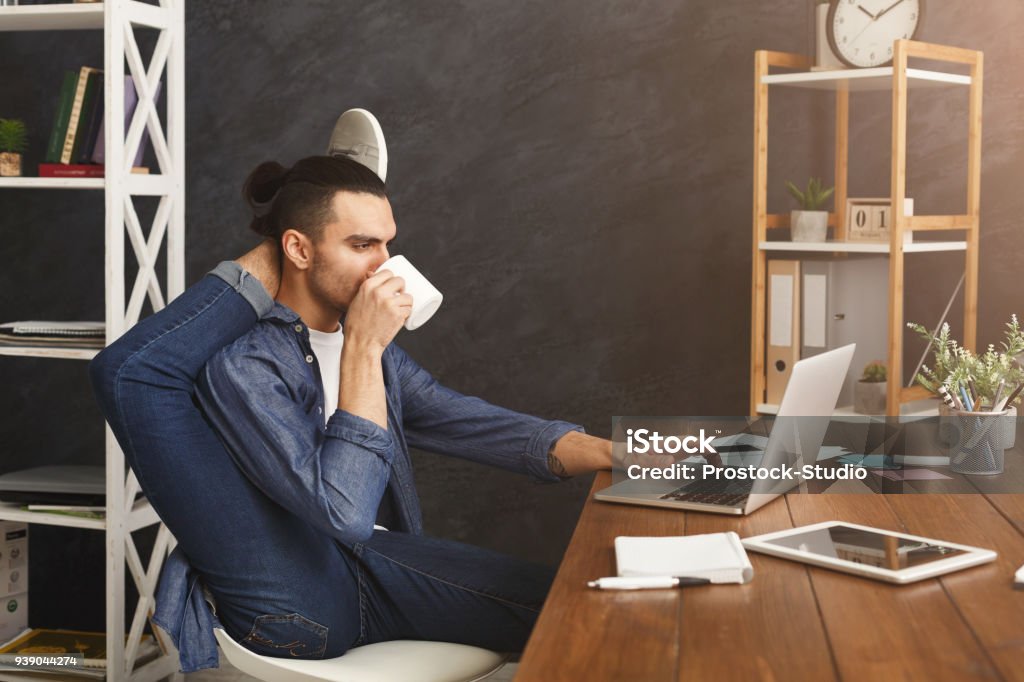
top-left (659, 477), bottom-right (754, 508)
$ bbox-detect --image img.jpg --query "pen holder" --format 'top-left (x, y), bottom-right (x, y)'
top-left (939, 405), bottom-right (1016, 450)
top-left (941, 407), bottom-right (1013, 475)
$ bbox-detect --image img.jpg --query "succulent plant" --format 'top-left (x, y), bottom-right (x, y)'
top-left (785, 177), bottom-right (834, 211)
top-left (860, 361), bottom-right (887, 383)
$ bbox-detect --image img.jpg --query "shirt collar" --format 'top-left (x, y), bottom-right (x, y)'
top-left (263, 301), bottom-right (346, 331)
top-left (262, 301), bottom-right (303, 325)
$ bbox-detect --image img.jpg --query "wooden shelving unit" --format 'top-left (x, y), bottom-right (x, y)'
top-left (0, 2), bottom-right (185, 680)
top-left (750, 40), bottom-right (983, 417)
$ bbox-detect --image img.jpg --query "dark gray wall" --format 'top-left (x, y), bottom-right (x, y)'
top-left (1, 1), bottom-right (1022, 626)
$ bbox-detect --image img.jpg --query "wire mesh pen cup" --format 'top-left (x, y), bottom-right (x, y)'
top-left (941, 408), bottom-right (1014, 475)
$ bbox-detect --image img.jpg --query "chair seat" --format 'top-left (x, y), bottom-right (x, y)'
top-left (213, 628), bottom-right (507, 682)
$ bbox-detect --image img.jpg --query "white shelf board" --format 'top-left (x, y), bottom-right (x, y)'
top-left (0, 177), bottom-right (104, 190)
top-left (834, 399), bottom-right (940, 421)
top-left (759, 240), bottom-right (967, 254)
top-left (0, 503), bottom-right (104, 530)
top-left (0, 2), bottom-right (168, 32)
top-left (0, 3), bottom-right (104, 31)
top-left (0, 346), bottom-right (100, 360)
top-left (757, 398), bottom-right (941, 420)
top-left (0, 497), bottom-right (158, 531)
top-left (762, 67), bottom-right (971, 91)
top-left (0, 174), bottom-right (173, 195)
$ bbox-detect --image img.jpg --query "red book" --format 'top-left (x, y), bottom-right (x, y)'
top-left (38, 163), bottom-right (105, 178)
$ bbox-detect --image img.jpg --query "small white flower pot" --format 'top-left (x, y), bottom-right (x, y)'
top-left (0, 152), bottom-right (21, 177)
top-left (791, 210), bottom-right (828, 242)
top-left (854, 381), bottom-right (887, 415)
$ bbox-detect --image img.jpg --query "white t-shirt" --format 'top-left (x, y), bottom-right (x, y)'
top-left (308, 325), bottom-right (345, 424)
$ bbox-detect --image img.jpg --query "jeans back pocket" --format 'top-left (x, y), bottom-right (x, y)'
top-left (241, 612), bottom-right (328, 659)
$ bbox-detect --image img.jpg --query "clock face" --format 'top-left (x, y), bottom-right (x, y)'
top-left (827, 0), bottom-right (922, 68)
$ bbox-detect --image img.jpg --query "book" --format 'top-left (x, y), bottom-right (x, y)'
top-left (25, 506), bottom-right (105, 521)
top-left (0, 669), bottom-right (104, 680)
top-left (44, 72), bottom-right (77, 164)
top-left (92, 77), bottom-right (161, 168)
top-left (615, 532), bottom-right (754, 584)
top-left (0, 628), bottom-right (158, 680)
top-left (37, 164), bottom-right (104, 179)
top-left (60, 67), bottom-right (101, 165)
top-left (75, 85), bottom-right (105, 163)
top-left (70, 70), bottom-right (101, 164)
top-left (0, 628), bottom-right (152, 667)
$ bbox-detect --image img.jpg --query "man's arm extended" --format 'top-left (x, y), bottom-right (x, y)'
top-left (547, 431), bottom-right (613, 478)
top-left (393, 345), bottom-right (587, 482)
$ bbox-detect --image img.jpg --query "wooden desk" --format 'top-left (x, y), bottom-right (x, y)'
top-left (517, 471), bottom-right (1024, 681)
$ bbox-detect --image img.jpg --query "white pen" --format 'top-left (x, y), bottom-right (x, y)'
top-left (1015, 562), bottom-right (1024, 591)
top-left (587, 576), bottom-right (710, 590)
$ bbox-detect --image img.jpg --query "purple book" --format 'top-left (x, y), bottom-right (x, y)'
top-left (92, 76), bottom-right (162, 167)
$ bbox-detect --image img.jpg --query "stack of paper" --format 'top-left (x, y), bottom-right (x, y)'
top-left (0, 322), bottom-right (105, 349)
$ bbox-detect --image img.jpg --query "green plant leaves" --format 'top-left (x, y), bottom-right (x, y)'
top-left (786, 177), bottom-right (834, 210)
top-left (0, 119), bottom-right (28, 154)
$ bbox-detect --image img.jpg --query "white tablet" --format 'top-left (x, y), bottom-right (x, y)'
top-left (741, 521), bottom-right (996, 584)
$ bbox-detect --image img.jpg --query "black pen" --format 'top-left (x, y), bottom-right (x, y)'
top-left (587, 576), bottom-right (711, 590)
top-left (997, 381), bottom-right (1024, 412)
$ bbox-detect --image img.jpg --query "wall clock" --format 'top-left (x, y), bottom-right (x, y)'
top-left (827, 0), bottom-right (923, 68)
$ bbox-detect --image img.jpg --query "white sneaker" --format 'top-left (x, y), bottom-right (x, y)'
top-left (326, 108), bottom-right (388, 182)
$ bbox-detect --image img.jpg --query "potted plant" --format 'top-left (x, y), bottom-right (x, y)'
top-left (908, 317), bottom-right (1024, 412)
top-left (854, 361), bottom-right (887, 414)
top-left (0, 118), bottom-right (27, 177)
top-left (909, 316), bottom-right (1024, 473)
top-left (785, 177), bottom-right (834, 242)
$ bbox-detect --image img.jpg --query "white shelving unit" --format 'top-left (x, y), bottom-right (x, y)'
top-left (0, 3), bottom-right (184, 681)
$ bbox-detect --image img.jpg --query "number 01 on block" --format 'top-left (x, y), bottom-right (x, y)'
top-left (845, 197), bottom-right (915, 243)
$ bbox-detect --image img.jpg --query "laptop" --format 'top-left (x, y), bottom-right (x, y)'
top-left (594, 344), bottom-right (855, 515)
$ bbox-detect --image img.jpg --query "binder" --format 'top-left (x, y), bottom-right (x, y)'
top-left (801, 261), bottom-right (830, 358)
top-left (766, 260), bottom-right (800, 404)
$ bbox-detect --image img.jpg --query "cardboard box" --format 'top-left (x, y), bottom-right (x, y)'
top-left (0, 567), bottom-right (25, 599)
top-left (0, 592), bottom-right (28, 645)
top-left (0, 524), bottom-right (27, 599)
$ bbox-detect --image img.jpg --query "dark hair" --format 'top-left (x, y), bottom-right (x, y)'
top-left (243, 155), bottom-right (387, 242)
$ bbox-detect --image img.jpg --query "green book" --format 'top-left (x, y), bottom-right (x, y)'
top-left (44, 71), bottom-right (77, 164)
top-left (69, 70), bottom-right (101, 164)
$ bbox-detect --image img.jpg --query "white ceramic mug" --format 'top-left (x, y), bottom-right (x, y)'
top-left (377, 255), bottom-right (443, 330)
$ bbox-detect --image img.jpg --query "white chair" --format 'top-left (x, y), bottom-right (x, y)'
top-left (213, 628), bottom-right (508, 682)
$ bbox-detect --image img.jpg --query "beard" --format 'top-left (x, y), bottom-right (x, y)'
top-left (307, 257), bottom-right (358, 318)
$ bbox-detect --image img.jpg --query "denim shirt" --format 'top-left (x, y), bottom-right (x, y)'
top-left (154, 302), bottom-right (582, 670)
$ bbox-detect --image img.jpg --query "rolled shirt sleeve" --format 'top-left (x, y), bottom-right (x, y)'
top-left (389, 345), bottom-right (584, 482)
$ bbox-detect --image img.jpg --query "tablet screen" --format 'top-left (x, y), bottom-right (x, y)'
top-left (763, 525), bottom-right (967, 570)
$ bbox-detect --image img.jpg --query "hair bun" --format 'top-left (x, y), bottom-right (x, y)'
top-left (243, 161), bottom-right (288, 236)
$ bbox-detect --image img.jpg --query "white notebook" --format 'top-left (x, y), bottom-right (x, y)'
top-left (615, 532), bottom-right (754, 584)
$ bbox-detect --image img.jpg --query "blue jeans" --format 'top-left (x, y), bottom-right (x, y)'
top-left (89, 268), bottom-right (554, 662)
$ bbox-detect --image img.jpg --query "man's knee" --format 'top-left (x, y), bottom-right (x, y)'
top-left (89, 345), bottom-right (125, 413)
